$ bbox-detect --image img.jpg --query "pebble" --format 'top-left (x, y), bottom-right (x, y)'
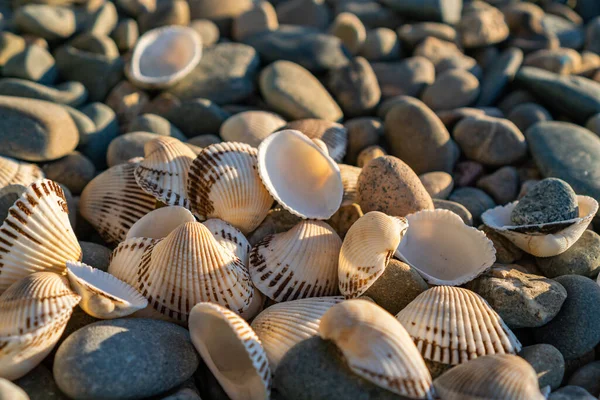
top-left (14, 4), bottom-right (76, 40)
top-left (586, 17), bottom-right (600, 55)
top-left (326, 57), bottom-right (381, 117)
top-left (14, 364), bottom-right (66, 400)
top-left (0, 79), bottom-right (87, 107)
top-left (437, 107), bottom-right (503, 130)
top-left (519, 344), bottom-right (565, 390)
top-left (3, 44), bottom-right (56, 85)
top-left (65, 106), bottom-right (96, 145)
top-left (166, 98), bottom-right (231, 137)
top-left (333, 1), bottom-right (401, 30)
top-left (0, 377), bottom-right (29, 400)
top-left (0, 184), bottom-right (26, 223)
top-left (476, 47), bottom-right (523, 107)
top-left (378, 0), bottom-right (462, 24)
top-left (397, 22), bottom-right (457, 48)
top-left (232, 1), bottom-right (278, 42)
top-left (111, 18), bottom-right (138, 52)
top-left (42, 151), bottom-right (96, 195)
top-left (586, 113), bottom-right (600, 136)
top-left (0, 32), bottom-right (26, 67)
top-left (106, 131), bottom-right (159, 167)
top-left (190, 19), bottom-right (220, 47)
top-left (480, 225), bottom-right (523, 264)
top-left (105, 80), bottom-right (149, 125)
top-left (343, 117), bottom-right (382, 165)
top-left (413, 36), bottom-right (462, 67)
top-left (476, 166), bottom-right (520, 205)
top-left (371, 56), bottom-right (435, 99)
top-left (85, 0), bottom-right (118, 36)
top-left (459, 5), bottom-right (509, 48)
top-left (275, 0), bottom-right (329, 31)
top-left (356, 145), bottom-right (386, 168)
top-left (536, 230), bottom-right (600, 279)
top-left (137, 0), bottom-right (190, 33)
top-left (329, 12), bottom-right (366, 56)
top-left (449, 187), bottom-right (496, 224)
top-left (421, 69), bottom-right (480, 111)
top-left (188, 0), bottom-right (253, 33)
top-left (549, 386), bottom-right (596, 400)
top-left (454, 160), bottom-right (484, 187)
top-left (524, 48), bottom-right (583, 76)
top-left (419, 171), bottom-right (454, 200)
top-left (186, 134), bottom-right (221, 148)
top-left (128, 113), bottom-right (187, 141)
top-left (358, 27), bottom-right (401, 62)
top-left (248, 206), bottom-right (302, 246)
top-left (434, 199), bottom-right (473, 226)
top-left (542, 14), bottom-right (585, 50)
top-left (511, 178), bottom-right (579, 226)
top-left (327, 203), bottom-right (363, 239)
top-left (568, 361), bottom-right (600, 397)
top-left (78, 102), bottom-right (119, 169)
top-left (508, 102), bottom-right (553, 133)
top-left (435, 54), bottom-right (482, 80)
top-left (498, 90), bottom-right (537, 115)
top-left (80, 241), bottom-right (112, 272)
top-left (219, 110), bottom-right (285, 147)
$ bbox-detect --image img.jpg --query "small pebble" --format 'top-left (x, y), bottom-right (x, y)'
top-left (190, 19), bottom-right (220, 47)
top-left (232, 1), bottom-right (278, 42)
top-left (519, 344), bottom-right (565, 390)
top-left (434, 199), bottom-right (473, 225)
top-left (508, 102), bottom-right (553, 133)
top-left (421, 69), bottom-right (480, 111)
top-left (449, 187), bottom-right (496, 224)
top-left (419, 171), bottom-right (454, 200)
top-left (79, 241), bottom-right (112, 272)
top-left (535, 230), bottom-right (600, 279)
top-left (329, 12), bottom-right (366, 56)
top-left (476, 166), bottom-right (520, 205)
top-left (568, 361), bottom-right (600, 398)
top-left (359, 27), bottom-right (401, 62)
top-left (107, 131), bottom-right (160, 167)
top-left (275, 0), bottom-right (329, 31)
top-left (511, 178), bottom-right (579, 226)
top-left (549, 386), bottom-right (596, 400)
top-left (356, 145), bottom-right (386, 168)
top-left (128, 113), bottom-right (187, 141)
top-left (343, 117), bottom-right (382, 165)
top-left (327, 57), bottom-right (381, 117)
top-left (42, 152), bottom-right (96, 195)
top-left (459, 5), bottom-right (509, 48)
top-left (372, 56), bottom-right (435, 99)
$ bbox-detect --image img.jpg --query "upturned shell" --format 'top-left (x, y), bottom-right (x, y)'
top-left (0, 156), bottom-right (44, 189)
top-left (257, 130), bottom-right (343, 220)
top-left (394, 209), bottom-right (496, 286)
top-left (0, 272), bottom-right (80, 380)
top-left (108, 237), bottom-right (159, 287)
top-left (0, 179), bottom-right (81, 293)
top-left (396, 286), bottom-right (521, 366)
top-left (203, 218), bottom-right (251, 266)
top-left (339, 164), bottom-right (361, 206)
top-left (481, 195), bottom-right (598, 257)
top-left (338, 211), bottom-right (408, 298)
top-left (220, 111), bottom-right (286, 147)
top-left (319, 299), bottom-right (434, 399)
top-left (187, 142), bottom-right (274, 234)
top-left (126, 206), bottom-right (196, 239)
top-left (282, 119), bottom-right (348, 162)
top-left (249, 220), bottom-right (342, 302)
top-left (189, 302), bottom-right (271, 400)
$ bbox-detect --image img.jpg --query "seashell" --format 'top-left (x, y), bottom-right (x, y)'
top-left (134, 136), bottom-right (196, 208)
top-left (203, 218), bottom-right (251, 266)
top-left (251, 296), bottom-right (344, 371)
top-left (338, 211), bottom-right (408, 299)
top-left (282, 119), bottom-right (348, 162)
top-left (396, 286), bottom-right (521, 366)
top-left (187, 142), bottom-right (274, 234)
top-left (108, 236), bottom-right (159, 289)
top-left (338, 164), bottom-right (361, 206)
top-left (220, 111), bottom-right (286, 147)
top-left (319, 299), bottom-right (434, 399)
top-left (127, 26), bottom-right (202, 90)
top-left (0, 179), bottom-right (81, 293)
top-left (481, 195), bottom-right (598, 257)
top-left (433, 354), bottom-right (545, 400)
top-left (0, 272), bottom-right (80, 380)
top-left (126, 206), bottom-right (195, 239)
top-left (257, 130), bottom-right (343, 220)
top-left (249, 220), bottom-right (342, 302)
top-left (66, 261), bottom-right (148, 319)
top-left (80, 159), bottom-right (156, 244)
top-left (0, 155), bottom-right (44, 189)
top-left (189, 302), bottom-right (271, 400)
top-left (311, 138), bottom-right (329, 155)
top-left (394, 209), bottom-right (496, 286)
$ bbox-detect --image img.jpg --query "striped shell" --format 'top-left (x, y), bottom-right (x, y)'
top-left (203, 218), bottom-right (251, 266)
top-left (126, 206), bottom-right (196, 239)
top-left (108, 237), bottom-right (159, 286)
top-left (338, 164), bottom-right (361, 206)
top-left (0, 156), bottom-right (44, 189)
top-left (282, 119), bottom-right (348, 162)
top-left (220, 111), bottom-right (286, 147)
top-left (189, 302), bottom-right (271, 400)
top-left (0, 179), bottom-right (81, 293)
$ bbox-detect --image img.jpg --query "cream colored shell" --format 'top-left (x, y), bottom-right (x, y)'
top-left (126, 206), bottom-right (196, 239)
top-left (0, 155), bottom-right (44, 189)
top-left (219, 111), bottom-right (286, 147)
top-left (203, 218), bottom-right (251, 266)
top-left (108, 237), bottom-right (159, 286)
top-left (338, 164), bottom-right (361, 206)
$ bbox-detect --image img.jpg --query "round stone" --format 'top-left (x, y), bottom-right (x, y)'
top-left (128, 114), bottom-right (187, 141)
top-left (329, 12), bottom-right (366, 55)
top-left (327, 57), bottom-right (381, 117)
top-left (535, 230), bottom-right (600, 279)
top-left (511, 178), bottom-right (579, 226)
top-left (419, 171), bottom-right (454, 199)
top-left (357, 145), bottom-right (386, 168)
top-left (219, 111), bottom-right (285, 147)
top-left (3, 44), bottom-right (57, 85)
top-left (459, 6), bottom-right (510, 48)
top-left (568, 361), bottom-right (600, 397)
top-left (434, 199), bottom-right (473, 226)
top-left (42, 151), bottom-right (95, 195)
top-left (519, 344), bottom-right (565, 390)
top-left (372, 56), bottom-right (435, 99)
top-left (413, 36), bottom-right (462, 66)
top-left (107, 131), bottom-right (159, 167)
top-left (80, 241), bottom-right (112, 272)
top-left (476, 166), bottom-right (520, 205)
top-left (358, 27), bottom-right (401, 62)
top-left (421, 69), bottom-right (480, 111)
top-left (13, 364), bottom-right (64, 400)
top-left (190, 19), bottom-right (220, 47)
top-left (508, 102), bottom-right (553, 133)
top-left (343, 117), bottom-right (383, 165)
top-left (548, 386), bottom-right (596, 400)
top-left (448, 187), bottom-right (496, 224)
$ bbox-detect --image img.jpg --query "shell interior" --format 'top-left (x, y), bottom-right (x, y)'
top-left (126, 206), bottom-right (196, 239)
top-left (0, 156), bottom-right (44, 189)
top-left (203, 218), bottom-right (251, 266)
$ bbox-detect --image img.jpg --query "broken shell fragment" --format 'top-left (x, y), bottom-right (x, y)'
top-left (203, 218), bottom-right (251, 265)
top-left (126, 206), bottom-right (195, 239)
top-left (0, 155), bottom-right (44, 189)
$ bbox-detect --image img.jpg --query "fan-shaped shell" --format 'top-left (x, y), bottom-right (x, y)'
top-left (249, 220), bottom-right (341, 302)
top-left (187, 142), bottom-right (274, 234)
top-left (396, 286), bottom-right (521, 366)
top-left (0, 272), bottom-right (80, 380)
top-left (394, 209), bottom-right (496, 286)
top-left (282, 119), bottom-right (348, 162)
top-left (203, 218), bottom-right (251, 266)
top-left (339, 164), bottom-right (361, 206)
top-left (319, 299), bottom-right (434, 399)
top-left (126, 206), bottom-right (195, 239)
top-left (0, 179), bottom-right (81, 293)
top-left (220, 111), bottom-right (286, 147)
top-left (338, 211), bottom-right (408, 299)
top-left (257, 130), bottom-right (343, 220)
top-left (108, 237), bottom-right (159, 285)
top-left (0, 156), bottom-right (44, 189)
top-left (80, 159), bottom-right (156, 244)
top-left (482, 195), bottom-right (598, 257)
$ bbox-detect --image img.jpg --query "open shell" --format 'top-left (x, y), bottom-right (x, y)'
top-left (0, 156), bottom-right (44, 189)
top-left (396, 286), bottom-right (521, 366)
top-left (189, 302), bottom-right (271, 400)
top-left (481, 195), bottom-right (598, 257)
top-left (319, 299), bottom-right (433, 399)
top-left (394, 209), bottom-right (496, 286)
top-left (126, 206), bottom-right (196, 239)
top-left (66, 261), bottom-right (148, 319)
top-left (338, 164), bottom-right (361, 206)
top-left (249, 220), bottom-right (342, 302)
top-left (0, 272), bottom-right (80, 380)
top-left (338, 211), bottom-right (408, 298)
top-left (282, 119), bottom-right (348, 162)
top-left (203, 218), bottom-right (251, 266)
top-left (187, 142), bottom-right (274, 234)
top-left (0, 179), bottom-right (81, 293)
top-left (108, 237), bottom-right (159, 288)
top-left (257, 130), bottom-right (343, 220)
top-left (219, 111), bottom-right (286, 148)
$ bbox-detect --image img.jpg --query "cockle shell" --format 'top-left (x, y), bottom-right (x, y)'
top-left (0, 272), bottom-right (80, 380)
top-left (203, 218), bottom-right (251, 266)
top-left (66, 261), bottom-right (148, 319)
top-left (394, 209), bottom-right (496, 286)
top-left (338, 164), bottom-right (361, 206)
top-left (396, 286), bottom-right (521, 366)
top-left (126, 206), bottom-right (196, 239)
top-left (338, 211), bottom-right (408, 298)
top-left (319, 299), bottom-right (434, 399)
top-left (189, 302), bottom-right (271, 400)
top-left (0, 179), bottom-right (81, 293)
top-left (108, 237), bottom-right (159, 288)
top-left (187, 142), bottom-right (274, 234)
top-left (249, 220), bottom-right (342, 302)
top-left (220, 111), bottom-right (286, 147)
top-left (0, 156), bottom-right (44, 189)
top-left (257, 130), bottom-right (343, 220)
top-left (481, 195), bottom-right (598, 257)
top-left (282, 119), bottom-right (348, 162)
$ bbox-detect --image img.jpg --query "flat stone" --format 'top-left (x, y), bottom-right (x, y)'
top-left (519, 344), bottom-right (565, 390)
top-left (77, 101), bottom-right (119, 170)
top-left (42, 151), bottom-right (95, 195)
top-left (0, 79), bottom-right (87, 107)
top-left (536, 230), bottom-right (600, 279)
top-left (14, 364), bottom-right (66, 400)
top-left (378, 0), bottom-right (462, 24)
top-left (568, 361), bottom-right (600, 397)
top-left (397, 22), bottom-right (457, 48)
top-left (549, 386), bottom-right (596, 400)
top-left (343, 117), bottom-right (382, 165)
top-left (476, 47), bottom-right (523, 107)
top-left (511, 178), bottom-right (579, 226)
top-left (275, 0), bottom-right (329, 31)
top-left (3, 45), bottom-right (57, 85)
top-left (372, 56), bottom-right (435, 99)
top-left (79, 241), bottom-right (111, 272)
top-left (476, 166), bottom-right (520, 205)
top-left (327, 57), bottom-right (380, 117)
top-left (419, 171), bottom-right (454, 199)
top-left (459, 6), bottom-right (509, 48)
top-left (524, 48), bottom-right (582, 76)
top-left (508, 102), bottom-right (553, 133)
top-left (106, 131), bottom-right (159, 167)
top-left (334, 1), bottom-right (401, 30)
top-left (449, 187), bottom-right (496, 224)
top-left (421, 69), bottom-right (480, 111)
top-left (358, 27), bottom-right (401, 62)
top-left (413, 36), bottom-right (462, 66)
top-left (166, 98), bottom-right (230, 137)
top-left (128, 113), bottom-right (186, 141)
top-left (14, 4), bottom-right (76, 40)
top-left (329, 12), bottom-right (366, 56)
top-left (137, 0), bottom-right (190, 33)
top-left (434, 199), bottom-right (473, 225)
top-left (480, 225), bottom-right (524, 264)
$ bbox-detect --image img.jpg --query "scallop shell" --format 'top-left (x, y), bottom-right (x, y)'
top-left (249, 220), bottom-right (342, 302)
top-left (251, 296), bottom-right (344, 371)
top-left (0, 156), bottom-right (44, 189)
top-left (220, 111), bottom-right (286, 147)
top-left (394, 209), bottom-right (496, 286)
top-left (203, 218), bottom-right (251, 266)
top-left (0, 272), bottom-right (80, 380)
top-left (187, 142), bottom-right (274, 234)
top-left (338, 211), bottom-right (408, 299)
top-left (0, 179), bottom-right (81, 293)
top-left (108, 237), bottom-right (159, 285)
top-left (127, 26), bottom-right (202, 90)
top-left (338, 164), bottom-right (361, 206)
top-left (257, 130), bottom-right (343, 220)
top-left (126, 206), bottom-right (196, 239)
top-left (66, 261), bottom-right (148, 319)
top-left (134, 136), bottom-right (196, 208)
top-left (395, 286), bottom-right (521, 366)
top-left (319, 299), bottom-right (434, 399)
top-left (282, 119), bottom-right (348, 162)
top-left (189, 302), bottom-right (271, 400)
top-left (80, 159), bottom-right (156, 244)
top-left (433, 354), bottom-right (545, 400)
top-left (481, 195), bottom-right (598, 257)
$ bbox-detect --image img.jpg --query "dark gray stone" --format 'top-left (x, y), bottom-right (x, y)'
top-left (519, 344), bottom-right (565, 390)
top-left (449, 187), bottom-right (496, 224)
top-left (433, 199), bottom-right (473, 225)
top-left (542, 14), bottom-right (584, 49)
top-left (343, 117), bottom-right (383, 165)
top-left (378, 0), bottom-right (462, 24)
top-left (14, 364), bottom-right (66, 400)
top-left (128, 114), bottom-right (186, 141)
top-left (0, 79), bottom-right (87, 107)
top-left (372, 57), bottom-right (435, 99)
top-left (508, 103), bottom-right (553, 133)
top-left (476, 47), bottom-right (523, 107)
top-left (42, 151), bottom-right (96, 195)
top-left (78, 102), bottom-right (119, 170)
top-left (106, 131), bottom-right (159, 167)
top-left (327, 57), bottom-right (381, 118)
top-left (535, 230), bottom-right (600, 279)
top-left (80, 241), bottom-right (112, 272)
top-left (476, 166), bottom-right (520, 205)
top-left (511, 178), bottom-right (579, 226)
top-left (0, 184), bottom-right (25, 224)
top-left (549, 386), bottom-right (595, 400)
top-left (568, 361), bottom-right (600, 397)
top-left (166, 98), bottom-right (231, 137)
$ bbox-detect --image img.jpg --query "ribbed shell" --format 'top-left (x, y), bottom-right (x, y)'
top-left (220, 111), bottom-right (286, 147)
top-left (0, 156), bottom-right (44, 189)
top-left (433, 354), bottom-right (545, 400)
top-left (203, 218), bottom-right (251, 266)
top-left (249, 220), bottom-right (342, 302)
top-left (134, 136), bottom-right (196, 208)
top-left (0, 179), bottom-right (81, 294)
top-left (187, 142), bottom-right (274, 234)
top-left (80, 159), bottom-right (156, 244)
top-left (0, 272), bottom-right (80, 380)
top-left (396, 286), bottom-right (522, 365)
top-left (108, 237), bottom-right (159, 285)
top-left (189, 302), bottom-right (271, 400)
top-left (126, 206), bottom-right (196, 239)
top-left (339, 164), bottom-right (361, 206)
top-left (338, 211), bottom-right (408, 298)
top-left (282, 119), bottom-right (348, 162)
top-left (251, 296), bottom-right (344, 370)
top-left (320, 300), bottom-right (434, 399)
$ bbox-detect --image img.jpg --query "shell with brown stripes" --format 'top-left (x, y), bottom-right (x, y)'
top-left (0, 155), bottom-right (44, 188)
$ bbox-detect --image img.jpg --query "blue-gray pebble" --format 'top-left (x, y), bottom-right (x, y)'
top-left (511, 178), bottom-right (578, 226)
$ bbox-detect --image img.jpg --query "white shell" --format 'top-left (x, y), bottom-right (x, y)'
top-left (481, 195), bottom-right (598, 257)
top-left (203, 218), bottom-right (251, 266)
top-left (395, 209), bottom-right (496, 286)
top-left (66, 261), bottom-right (148, 319)
top-left (0, 156), bottom-right (44, 189)
top-left (338, 164), bottom-right (361, 206)
top-left (126, 206), bottom-right (196, 239)
top-left (257, 130), bottom-right (343, 220)
top-left (220, 111), bottom-right (286, 147)
top-left (189, 302), bottom-right (271, 400)
top-left (0, 179), bottom-right (81, 293)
